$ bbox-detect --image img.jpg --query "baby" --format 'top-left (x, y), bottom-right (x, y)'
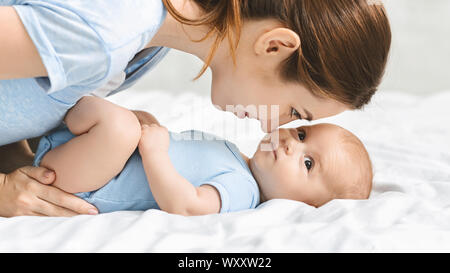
top-left (33, 96), bottom-right (372, 215)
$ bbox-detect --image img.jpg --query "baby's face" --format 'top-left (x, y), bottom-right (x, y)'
top-left (249, 124), bottom-right (351, 207)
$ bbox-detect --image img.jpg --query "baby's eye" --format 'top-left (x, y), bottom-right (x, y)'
top-left (304, 156), bottom-right (314, 171)
top-left (298, 129), bottom-right (306, 141)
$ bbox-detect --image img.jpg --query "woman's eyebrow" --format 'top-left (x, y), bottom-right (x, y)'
top-left (303, 108), bottom-right (313, 121)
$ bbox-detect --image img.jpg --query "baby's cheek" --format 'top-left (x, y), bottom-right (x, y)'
top-left (266, 170), bottom-right (293, 193)
top-left (277, 168), bottom-right (308, 197)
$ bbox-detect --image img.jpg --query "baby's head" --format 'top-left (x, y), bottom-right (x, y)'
top-left (249, 123), bottom-right (372, 207)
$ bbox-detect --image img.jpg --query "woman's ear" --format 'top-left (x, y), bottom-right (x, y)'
top-left (254, 28), bottom-right (301, 60)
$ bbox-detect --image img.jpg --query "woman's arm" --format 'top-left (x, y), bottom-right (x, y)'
top-left (0, 6), bottom-right (47, 79)
top-left (138, 124), bottom-right (221, 216)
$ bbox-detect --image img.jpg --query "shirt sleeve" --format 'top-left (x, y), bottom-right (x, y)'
top-left (201, 172), bottom-right (260, 213)
top-left (13, 3), bottom-right (110, 93)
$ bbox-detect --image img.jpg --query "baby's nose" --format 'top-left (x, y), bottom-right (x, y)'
top-left (283, 137), bottom-right (298, 155)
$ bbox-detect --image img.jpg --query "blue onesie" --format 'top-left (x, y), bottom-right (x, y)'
top-left (33, 125), bottom-right (261, 214)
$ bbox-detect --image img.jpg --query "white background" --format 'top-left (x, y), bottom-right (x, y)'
top-left (131, 0), bottom-right (450, 97)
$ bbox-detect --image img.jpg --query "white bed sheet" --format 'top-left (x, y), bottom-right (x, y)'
top-left (1, 89), bottom-right (449, 252)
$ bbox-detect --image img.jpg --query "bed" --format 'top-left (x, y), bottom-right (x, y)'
top-left (1, 88), bottom-right (449, 252)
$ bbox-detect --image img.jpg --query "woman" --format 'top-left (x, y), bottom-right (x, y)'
top-left (0, 0), bottom-right (391, 217)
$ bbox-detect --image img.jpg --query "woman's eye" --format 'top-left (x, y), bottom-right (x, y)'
top-left (304, 157), bottom-right (313, 171)
top-left (298, 129), bottom-right (306, 141)
top-left (291, 108), bottom-right (302, 120)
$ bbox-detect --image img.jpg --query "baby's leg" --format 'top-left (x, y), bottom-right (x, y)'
top-left (39, 96), bottom-right (141, 193)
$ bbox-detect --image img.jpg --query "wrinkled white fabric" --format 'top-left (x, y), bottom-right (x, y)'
top-left (1, 89), bottom-right (449, 252)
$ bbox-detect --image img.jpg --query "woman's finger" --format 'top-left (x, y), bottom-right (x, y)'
top-left (19, 165), bottom-right (55, 185)
top-left (19, 165), bottom-right (98, 216)
top-left (28, 211), bottom-right (47, 217)
top-left (35, 184), bottom-right (98, 215)
top-left (32, 197), bottom-right (79, 217)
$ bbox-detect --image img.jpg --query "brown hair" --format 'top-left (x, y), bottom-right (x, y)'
top-left (162, 0), bottom-right (392, 109)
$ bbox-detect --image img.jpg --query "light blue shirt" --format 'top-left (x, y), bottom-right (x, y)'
top-left (33, 126), bottom-right (261, 214)
top-left (0, 0), bottom-right (169, 145)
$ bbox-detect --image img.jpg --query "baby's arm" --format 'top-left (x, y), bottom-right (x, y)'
top-left (138, 124), bottom-right (221, 216)
top-left (39, 96), bottom-right (141, 193)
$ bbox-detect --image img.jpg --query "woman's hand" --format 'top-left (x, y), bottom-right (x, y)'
top-left (138, 124), bottom-right (170, 156)
top-left (0, 166), bottom-right (98, 217)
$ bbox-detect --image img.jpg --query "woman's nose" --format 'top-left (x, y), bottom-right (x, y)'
top-left (260, 115), bottom-right (293, 133)
top-left (260, 118), bottom-right (280, 133)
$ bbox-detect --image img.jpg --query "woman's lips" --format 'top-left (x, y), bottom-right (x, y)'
top-left (233, 110), bottom-right (262, 121)
top-left (236, 111), bottom-right (250, 119)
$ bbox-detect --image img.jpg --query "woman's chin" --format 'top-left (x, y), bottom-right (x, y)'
top-left (259, 119), bottom-right (273, 133)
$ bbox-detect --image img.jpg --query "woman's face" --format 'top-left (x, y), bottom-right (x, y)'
top-left (209, 20), bottom-right (349, 133)
top-left (210, 58), bottom-right (349, 133)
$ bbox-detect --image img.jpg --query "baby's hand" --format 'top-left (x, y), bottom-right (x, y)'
top-left (138, 124), bottom-right (170, 156)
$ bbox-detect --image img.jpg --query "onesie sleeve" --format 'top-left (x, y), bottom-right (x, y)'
top-left (13, 3), bottom-right (109, 93)
top-left (201, 172), bottom-right (260, 213)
